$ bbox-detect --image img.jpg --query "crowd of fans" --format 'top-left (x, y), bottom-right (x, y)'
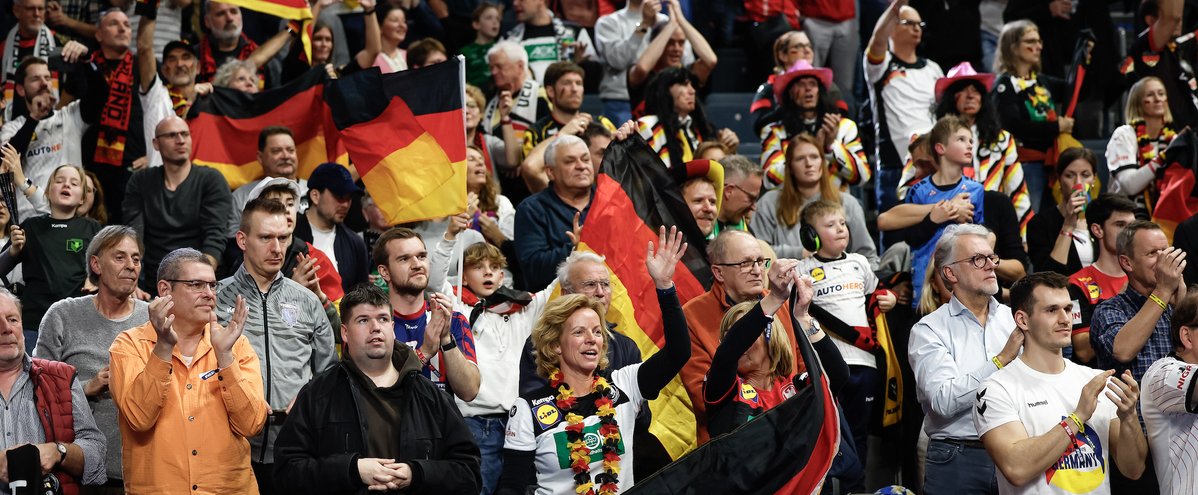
top-left (0, 0), bottom-right (1195, 493)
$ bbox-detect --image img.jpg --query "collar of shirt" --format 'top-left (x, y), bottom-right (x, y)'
top-left (947, 293), bottom-right (999, 328)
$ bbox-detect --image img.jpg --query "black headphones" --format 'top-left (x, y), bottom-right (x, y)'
top-left (799, 220), bottom-right (822, 253)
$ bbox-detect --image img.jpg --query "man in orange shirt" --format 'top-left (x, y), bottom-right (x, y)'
top-left (109, 247), bottom-right (267, 494)
top-left (680, 229), bottom-right (805, 446)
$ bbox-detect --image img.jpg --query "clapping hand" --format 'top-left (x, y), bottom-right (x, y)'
top-left (210, 294), bottom-right (248, 368)
top-left (1106, 371), bottom-right (1140, 421)
top-left (645, 226), bottom-right (687, 290)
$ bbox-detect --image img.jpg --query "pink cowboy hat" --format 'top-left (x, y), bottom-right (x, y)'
top-left (773, 60), bottom-right (834, 103)
top-left (934, 62), bottom-right (995, 100)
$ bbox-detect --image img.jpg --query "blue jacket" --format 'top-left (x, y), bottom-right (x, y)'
top-left (513, 184), bottom-right (592, 291)
top-left (294, 214), bottom-right (371, 294)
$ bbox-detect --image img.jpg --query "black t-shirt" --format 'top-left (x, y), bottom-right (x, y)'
top-left (17, 214), bottom-right (100, 331)
top-left (344, 356), bottom-right (403, 460)
top-left (78, 55), bottom-right (145, 170)
top-left (1124, 26), bottom-right (1198, 129)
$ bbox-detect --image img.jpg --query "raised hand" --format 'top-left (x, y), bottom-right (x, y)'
top-left (149, 295), bottom-right (178, 363)
top-left (1, 144), bottom-right (25, 185)
top-left (612, 120), bottom-right (638, 141)
top-left (291, 253), bottom-right (326, 303)
top-left (792, 274), bottom-right (815, 317)
top-left (1106, 371), bottom-right (1139, 421)
top-left (61, 40), bottom-right (87, 63)
top-left (560, 114), bottom-right (593, 136)
top-left (1074, 370), bottom-right (1115, 424)
top-left (497, 91), bottom-right (514, 119)
top-left (478, 214), bottom-right (506, 244)
top-left (1155, 247), bottom-right (1187, 298)
top-left (1060, 186), bottom-right (1087, 231)
top-left (564, 212), bottom-right (583, 247)
top-left (445, 212), bottom-right (471, 240)
top-left (7, 226), bottom-right (22, 257)
top-left (640, 0), bottom-right (660, 27)
top-left (210, 294), bottom-right (248, 368)
top-left (645, 225), bottom-right (687, 289)
top-left (718, 128), bottom-right (739, 153)
top-left (997, 326), bottom-right (1024, 367)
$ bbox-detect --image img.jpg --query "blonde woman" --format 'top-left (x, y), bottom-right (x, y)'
top-left (1105, 76), bottom-right (1175, 206)
top-left (496, 227), bottom-right (691, 495)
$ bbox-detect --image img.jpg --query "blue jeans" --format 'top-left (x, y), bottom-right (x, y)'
top-left (924, 440), bottom-right (999, 495)
top-left (466, 415), bottom-right (508, 495)
top-left (1022, 160), bottom-right (1046, 215)
top-left (601, 99), bottom-right (632, 128)
top-left (877, 167), bottom-right (904, 249)
top-left (980, 30), bottom-right (998, 74)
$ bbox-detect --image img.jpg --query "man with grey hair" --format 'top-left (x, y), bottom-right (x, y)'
top-left (909, 223), bottom-right (1021, 495)
top-left (1091, 220), bottom-right (1186, 386)
top-left (196, 0), bottom-right (291, 85)
top-left (109, 247), bottom-right (265, 493)
top-left (715, 155), bottom-right (763, 235)
top-left (36, 225), bottom-right (148, 490)
top-left (482, 41), bottom-right (550, 137)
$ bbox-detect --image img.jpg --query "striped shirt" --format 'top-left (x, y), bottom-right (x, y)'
top-left (636, 114), bottom-right (701, 169)
top-left (0, 356), bottom-right (107, 493)
top-left (1143, 354), bottom-right (1198, 495)
top-left (1091, 287), bottom-right (1173, 386)
top-left (759, 117), bottom-right (870, 189)
top-left (521, 114), bottom-right (616, 162)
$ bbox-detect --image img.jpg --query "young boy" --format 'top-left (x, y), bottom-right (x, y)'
top-left (795, 199), bottom-right (896, 470)
top-left (429, 223), bottom-right (555, 495)
top-left (462, 2), bottom-right (502, 88)
top-left (904, 115), bottom-right (986, 307)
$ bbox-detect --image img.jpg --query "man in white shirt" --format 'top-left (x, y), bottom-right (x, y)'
top-left (593, 0), bottom-right (692, 125)
top-left (1143, 291), bottom-right (1198, 495)
top-left (909, 223), bottom-right (1023, 495)
top-left (974, 271), bottom-right (1147, 495)
top-left (499, 0), bottom-right (596, 83)
top-left (136, 8), bottom-right (210, 169)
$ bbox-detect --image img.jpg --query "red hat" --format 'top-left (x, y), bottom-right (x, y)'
top-left (773, 60), bottom-right (834, 103)
top-left (934, 62), bottom-right (995, 100)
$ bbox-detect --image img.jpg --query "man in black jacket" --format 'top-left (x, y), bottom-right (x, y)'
top-left (294, 162), bottom-right (371, 295)
top-left (272, 284), bottom-right (482, 494)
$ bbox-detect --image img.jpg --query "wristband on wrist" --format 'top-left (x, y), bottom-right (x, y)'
top-left (501, 117), bottom-right (513, 125)
top-left (441, 340), bottom-right (457, 353)
top-left (992, 356), bottom-right (1004, 369)
top-left (1150, 293), bottom-right (1169, 310)
top-left (1059, 230), bottom-right (1074, 239)
top-left (415, 348), bottom-right (431, 366)
top-left (1059, 419), bottom-right (1075, 441)
top-left (1068, 413), bottom-right (1084, 432)
top-left (286, 20), bottom-right (302, 36)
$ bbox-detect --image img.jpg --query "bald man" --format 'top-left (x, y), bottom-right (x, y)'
top-left (123, 117), bottom-right (233, 292)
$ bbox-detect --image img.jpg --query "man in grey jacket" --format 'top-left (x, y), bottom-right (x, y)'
top-left (216, 196), bottom-right (338, 495)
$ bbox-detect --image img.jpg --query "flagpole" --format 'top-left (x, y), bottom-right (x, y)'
top-left (455, 54), bottom-right (467, 310)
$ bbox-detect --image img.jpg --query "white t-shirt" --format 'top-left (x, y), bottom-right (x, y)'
top-left (1143, 355), bottom-right (1198, 495)
top-left (796, 253), bottom-right (878, 368)
top-left (0, 100), bottom-right (84, 221)
top-left (973, 358), bottom-right (1117, 495)
top-left (863, 51), bottom-right (942, 167)
top-left (1073, 228), bottom-right (1094, 268)
top-left (504, 363), bottom-right (644, 495)
top-left (310, 225), bottom-right (337, 272)
top-left (139, 74), bottom-right (174, 169)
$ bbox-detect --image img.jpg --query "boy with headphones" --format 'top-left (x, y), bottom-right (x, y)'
top-left (795, 199), bottom-right (896, 473)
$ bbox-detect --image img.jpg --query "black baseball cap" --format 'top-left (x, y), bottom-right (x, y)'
top-left (163, 39), bottom-right (197, 60)
top-left (308, 162), bottom-right (364, 196)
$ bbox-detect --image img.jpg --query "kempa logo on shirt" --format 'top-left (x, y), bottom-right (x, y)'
top-left (65, 238), bottom-right (82, 252)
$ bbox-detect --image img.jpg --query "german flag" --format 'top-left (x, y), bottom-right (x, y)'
top-left (323, 57), bottom-right (467, 225)
top-left (1152, 128), bottom-right (1198, 242)
top-left (626, 288), bottom-right (840, 495)
top-left (578, 135), bottom-right (712, 460)
top-left (188, 67), bottom-right (346, 190)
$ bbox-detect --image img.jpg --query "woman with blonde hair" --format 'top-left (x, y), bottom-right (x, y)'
top-left (496, 227), bottom-right (691, 495)
top-left (752, 134), bottom-right (878, 267)
top-left (465, 84), bottom-right (512, 174)
top-left (703, 259), bottom-right (847, 438)
top-left (1105, 76), bottom-right (1176, 207)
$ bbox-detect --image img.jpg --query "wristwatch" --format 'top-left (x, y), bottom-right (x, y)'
top-left (806, 319), bottom-right (821, 337)
top-left (634, 21), bottom-right (649, 34)
top-left (441, 340), bottom-right (457, 353)
top-left (21, 178), bottom-right (33, 192)
top-left (55, 441), bottom-right (66, 463)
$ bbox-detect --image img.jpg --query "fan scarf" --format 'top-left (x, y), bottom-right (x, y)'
top-left (1132, 119), bottom-right (1176, 165)
top-left (548, 368), bottom-right (621, 495)
top-left (91, 49), bottom-right (135, 167)
top-left (199, 34), bottom-right (259, 83)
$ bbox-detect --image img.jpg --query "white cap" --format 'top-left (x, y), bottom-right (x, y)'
top-left (244, 177), bottom-right (302, 210)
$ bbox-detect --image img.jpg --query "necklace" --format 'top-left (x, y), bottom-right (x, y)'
top-left (548, 367), bottom-right (621, 495)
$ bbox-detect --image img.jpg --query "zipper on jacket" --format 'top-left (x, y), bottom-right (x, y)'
top-left (259, 291), bottom-right (272, 464)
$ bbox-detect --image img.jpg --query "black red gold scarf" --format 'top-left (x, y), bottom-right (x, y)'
top-left (1131, 119), bottom-right (1176, 166)
top-left (199, 33), bottom-right (259, 83)
top-left (91, 50), bottom-right (135, 167)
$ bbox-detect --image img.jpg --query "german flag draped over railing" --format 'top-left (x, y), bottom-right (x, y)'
top-left (323, 57), bottom-right (468, 225)
top-left (626, 287), bottom-right (840, 495)
top-left (579, 135), bottom-right (712, 460)
top-left (188, 67), bottom-right (345, 190)
top-left (1152, 128), bottom-right (1198, 243)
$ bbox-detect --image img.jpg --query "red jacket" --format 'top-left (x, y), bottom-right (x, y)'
top-left (30, 358), bottom-right (79, 495)
top-left (744, 0), bottom-right (802, 27)
top-left (797, 0), bottom-right (855, 23)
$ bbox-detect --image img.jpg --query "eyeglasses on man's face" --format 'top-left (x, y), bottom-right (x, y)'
top-left (948, 253), bottom-right (1000, 269)
top-left (714, 258), bottom-right (771, 272)
top-left (167, 279), bottom-right (221, 293)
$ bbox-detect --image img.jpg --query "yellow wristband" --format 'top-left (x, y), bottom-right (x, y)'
top-left (1069, 413), bottom-right (1084, 432)
top-left (1150, 293), bottom-right (1168, 311)
top-left (992, 356), bottom-right (1004, 369)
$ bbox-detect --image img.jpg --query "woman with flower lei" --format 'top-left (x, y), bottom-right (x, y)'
top-left (1105, 76), bottom-right (1177, 210)
top-left (495, 227), bottom-right (692, 495)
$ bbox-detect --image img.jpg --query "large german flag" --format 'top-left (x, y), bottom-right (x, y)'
top-left (627, 288), bottom-right (840, 494)
top-left (324, 57), bottom-right (467, 225)
top-left (579, 135), bottom-right (712, 460)
top-left (1152, 128), bottom-right (1198, 242)
top-left (188, 67), bottom-right (345, 190)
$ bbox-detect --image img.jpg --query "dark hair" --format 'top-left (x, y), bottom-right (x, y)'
top-left (933, 79), bottom-right (1001, 147)
top-left (339, 284), bottom-right (392, 320)
top-left (258, 126), bottom-right (294, 152)
top-left (1056, 147), bottom-right (1098, 177)
top-left (13, 56), bottom-right (46, 89)
top-left (1139, 0), bottom-right (1160, 25)
top-left (780, 75), bottom-right (839, 137)
top-left (371, 226), bottom-right (423, 272)
top-left (81, 169), bottom-right (107, 225)
top-left (1009, 271), bottom-right (1071, 317)
top-left (1085, 193), bottom-right (1138, 241)
top-left (580, 121), bottom-right (612, 147)
top-left (543, 61), bottom-right (585, 89)
top-left (471, 1), bottom-right (502, 21)
top-left (240, 197), bottom-right (288, 234)
top-left (1171, 286), bottom-right (1198, 349)
top-left (643, 67), bottom-right (715, 167)
top-left (928, 115), bottom-right (971, 163)
top-left (406, 38), bottom-right (446, 68)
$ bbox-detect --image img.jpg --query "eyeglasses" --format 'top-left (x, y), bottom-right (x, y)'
top-left (729, 183), bottom-right (761, 205)
top-left (898, 20), bottom-right (926, 29)
top-left (783, 43), bottom-right (812, 54)
top-left (579, 280), bottom-right (611, 292)
top-left (155, 130), bottom-right (191, 141)
top-left (948, 254), bottom-right (1000, 269)
top-left (714, 258), bottom-right (771, 272)
top-left (167, 279), bottom-right (221, 293)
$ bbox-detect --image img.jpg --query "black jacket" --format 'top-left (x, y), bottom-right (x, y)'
top-left (1026, 203), bottom-right (1084, 275)
top-left (272, 342), bottom-right (482, 495)
top-left (294, 213), bottom-right (371, 294)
